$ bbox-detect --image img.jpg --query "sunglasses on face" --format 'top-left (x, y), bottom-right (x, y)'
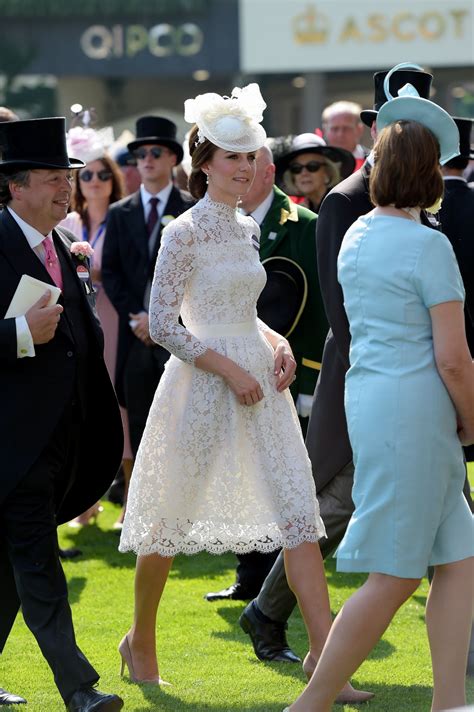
top-left (288, 160), bottom-right (326, 175)
top-left (132, 147), bottom-right (165, 160)
top-left (79, 169), bottom-right (113, 182)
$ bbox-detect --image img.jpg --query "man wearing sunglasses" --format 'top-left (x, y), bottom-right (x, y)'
top-left (102, 116), bottom-right (194, 458)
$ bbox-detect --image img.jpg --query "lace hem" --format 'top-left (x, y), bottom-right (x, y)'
top-left (119, 519), bottom-right (326, 557)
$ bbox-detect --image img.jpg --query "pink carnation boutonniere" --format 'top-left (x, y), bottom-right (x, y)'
top-left (70, 241), bottom-right (94, 260)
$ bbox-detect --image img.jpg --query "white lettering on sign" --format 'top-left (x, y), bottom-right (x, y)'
top-left (80, 23), bottom-right (204, 60)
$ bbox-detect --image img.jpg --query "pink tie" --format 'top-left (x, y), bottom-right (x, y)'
top-left (42, 235), bottom-right (63, 290)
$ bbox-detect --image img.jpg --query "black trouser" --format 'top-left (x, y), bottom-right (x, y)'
top-left (0, 403), bottom-right (98, 703)
top-left (235, 550), bottom-right (281, 597)
top-left (124, 339), bottom-right (170, 456)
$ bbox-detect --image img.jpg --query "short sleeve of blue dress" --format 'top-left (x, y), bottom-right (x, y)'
top-left (413, 231), bottom-right (465, 308)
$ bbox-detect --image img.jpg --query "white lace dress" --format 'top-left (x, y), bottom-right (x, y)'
top-left (119, 193), bottom-right (325, 556)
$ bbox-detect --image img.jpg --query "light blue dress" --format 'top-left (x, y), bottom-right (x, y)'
top-left (336, 213), bottom-right (474, 578)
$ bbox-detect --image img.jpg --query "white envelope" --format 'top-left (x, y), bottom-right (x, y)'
top-left (4, 274), bottom-right (61, 318)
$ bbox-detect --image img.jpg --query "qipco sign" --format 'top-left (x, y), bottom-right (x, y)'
top-left (80, 23), bottom-right (204, 59)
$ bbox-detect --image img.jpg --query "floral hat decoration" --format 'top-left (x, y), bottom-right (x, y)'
top-left (66, 107), bottom-right (114, 165)
top-left (376, 62), bottom-right (459, 165)
top-left (184, 83), bottom-right (267, 153)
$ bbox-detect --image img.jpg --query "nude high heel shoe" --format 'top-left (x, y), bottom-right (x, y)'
top-left (118, 634), bottom-right (170, 686)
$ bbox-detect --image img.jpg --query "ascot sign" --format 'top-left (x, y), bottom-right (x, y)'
top-left (292, 6), bottom-right (469, 44)
top-left (81, 23), bottom-right (204, 59)
top-left (240, 0), bottom-right (473, 72)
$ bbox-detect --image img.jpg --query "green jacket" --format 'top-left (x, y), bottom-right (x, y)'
top-left (259, 186), bottom-right (328, 402)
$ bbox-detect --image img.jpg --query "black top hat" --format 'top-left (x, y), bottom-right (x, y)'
top-left (127, 116), bottom-right (183, 164)
top-left (361, 68), bottom-right (433, 127)
top-left (0, 117), bottom-right (84, 172)
top-left (451, 117), bottom-right (473, 159)
top-left (257, 257), bottom-right (308, 338)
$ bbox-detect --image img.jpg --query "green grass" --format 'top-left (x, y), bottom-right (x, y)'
top-left (3, 470), bottom-right (474, 711)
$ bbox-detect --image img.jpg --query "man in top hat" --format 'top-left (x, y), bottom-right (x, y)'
top-left (0, 117), bottom-right (123, 709)
top-left (440, 117), bottom-right (474, 483)
top-left (205, 145), bottom-right (328, 607)
top-left (102, 116), bottom-right (194, 458)
top-left (238, 63), bottom-right (448, 666)
top-left (440, 117), bottom-right (474, 355)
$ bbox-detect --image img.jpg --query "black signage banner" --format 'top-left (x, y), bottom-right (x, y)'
top-left (1, 2), bottom-right (239, 77)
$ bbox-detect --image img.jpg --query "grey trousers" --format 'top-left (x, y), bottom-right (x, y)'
top-left (257, 461), bottom-right (355, 622)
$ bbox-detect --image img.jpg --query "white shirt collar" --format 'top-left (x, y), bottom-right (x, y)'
top-left (246, 190), bottom-right (275, 226)
top-left (140, 182), bottom-right (173, 216)
top-left (443, 175), bottom-right (467, 183)
top-left (353, 144), bottom-right (366, 159)
top-left (366, 150), bottom-right (375, 167)
top-left (7, 207), bottom-right (50, 248)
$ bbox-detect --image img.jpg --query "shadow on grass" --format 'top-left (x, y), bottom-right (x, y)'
top-left (117, 680), bottom-right (433, 711)
top-left (66, 576), bottom-right (87, 606)
top-left (412, 593), bottom-right (427, 608)
top-left (60, 525), bottom-right (238, 582)
top-left (209, 604), bottom-right (396, 666)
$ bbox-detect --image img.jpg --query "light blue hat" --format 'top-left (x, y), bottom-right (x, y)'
top-left (376, 62), bottom-right (460, 165)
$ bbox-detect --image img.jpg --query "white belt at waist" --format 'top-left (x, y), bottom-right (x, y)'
top-left (190, 320), bottom-right (259, 339)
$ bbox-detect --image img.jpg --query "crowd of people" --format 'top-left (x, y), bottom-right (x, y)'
top-left (0, 59), bottom-right (473, 712)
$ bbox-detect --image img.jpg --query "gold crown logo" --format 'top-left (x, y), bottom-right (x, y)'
top-left (293, 5), bottom-right (329, 44)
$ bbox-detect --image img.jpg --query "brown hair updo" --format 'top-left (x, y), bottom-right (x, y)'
top-left (370, 120), bottom-right (444, 209)
top-left (188, 125), bottom-right (219, 199)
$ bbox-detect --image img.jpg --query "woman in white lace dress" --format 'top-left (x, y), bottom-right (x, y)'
top-left (117, 85), bottom-right (369, 702)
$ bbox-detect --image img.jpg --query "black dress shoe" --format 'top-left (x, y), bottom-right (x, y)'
top-left (66, 687), bottom-right (123, 712)
top-left (59, 548), bottom-right (83, 560)
top-left (204, 583), bottom-right (255, 602)
top-left (239, 601), bottom-right (301, 663)
top-left (0, 688), bottom-right (26, 705)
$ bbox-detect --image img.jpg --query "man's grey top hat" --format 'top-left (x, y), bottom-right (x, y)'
top-left (361, 63), bottom-right (433, 128)
top-left (0, 117), bottom-right (84, 171)
top-left (127, 116), bottom-right (183, 164)
top-left (257, 256), bottom-right (308, 338)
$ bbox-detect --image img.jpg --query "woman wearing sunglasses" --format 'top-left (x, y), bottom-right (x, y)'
top-left (276, 133), bottom-right (355, 213)
top-left (61, 128), bottom-right (134, 528)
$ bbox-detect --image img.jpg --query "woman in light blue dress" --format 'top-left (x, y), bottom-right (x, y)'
top-left (284, 93), bottom-right (473, 711)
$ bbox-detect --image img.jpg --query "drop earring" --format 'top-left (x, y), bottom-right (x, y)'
top-left (206, 173), bottom-right (210, 185)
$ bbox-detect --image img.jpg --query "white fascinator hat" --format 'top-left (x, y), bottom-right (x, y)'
top-left (66, 109), bottom-right (115, 165)
top-left (184, 83), bottom-right (267, 152)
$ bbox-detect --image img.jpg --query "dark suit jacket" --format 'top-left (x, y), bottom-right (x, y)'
top-left (102, 185), bottom-right (194, 403)
top-left (0, 209), bottom-right (122, 524)
top-left (259, 186), bottom-right (328, 401)
top-left (306, 163), bottom-right (437, 492)
top-left (439, 178), bottom-right (474, 354)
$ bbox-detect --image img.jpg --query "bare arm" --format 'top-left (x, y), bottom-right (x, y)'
top-left (431, 301), bottom-right (474, 445)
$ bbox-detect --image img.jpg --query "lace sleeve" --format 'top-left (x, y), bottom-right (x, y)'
top-left (149, 220), bottom-right (208, 364)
